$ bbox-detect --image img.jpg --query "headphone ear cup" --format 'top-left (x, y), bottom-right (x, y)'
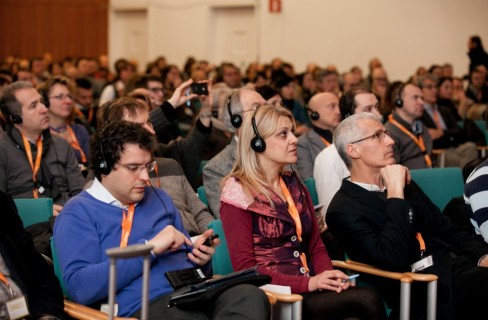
top-left (98, 158), bottom-right (111, 175)
top-left (10, 114), bottom-right (23, 124)
top-left (310, 111), bottom-right (320, 121)
top-left (230, 114), bottom-right (242, 128)
top-left (251, 136), bottom-right (266, 153)
top-left (395, 98), bottom-right (403, 108)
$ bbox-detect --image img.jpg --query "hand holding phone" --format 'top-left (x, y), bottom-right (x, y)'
top-left (190, 83), bottom-right (209, 96)
top-left (202, 234), bottom-right (219, 247)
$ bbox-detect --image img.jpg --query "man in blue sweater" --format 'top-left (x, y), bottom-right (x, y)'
top-left (53, 121), bottom-right (270, 319)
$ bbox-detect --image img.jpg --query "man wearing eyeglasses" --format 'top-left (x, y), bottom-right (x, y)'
top-left (327, 113), bottom-right (488, 320)
top-left (53, 121), bottom-right (270, 319)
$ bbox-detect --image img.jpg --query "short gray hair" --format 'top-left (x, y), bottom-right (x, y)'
top-left (333, 113), bottom-right (381, 168)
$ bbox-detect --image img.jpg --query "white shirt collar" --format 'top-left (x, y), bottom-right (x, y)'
top-left (349, 178), bottom-right (386, 192)
top-left (86, 177), bottom-right (127, 209)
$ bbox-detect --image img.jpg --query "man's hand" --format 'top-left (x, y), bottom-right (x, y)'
top-left (380, 164), bottom-right (410, 199)
top-left (167, 79), bottom-right (198, 108)
top-left (147, 225), bottom-right (193, 255)
top-left (53, 204), bottom-right (63, 217)
top-left (188, 229), bottom-right (220, 266)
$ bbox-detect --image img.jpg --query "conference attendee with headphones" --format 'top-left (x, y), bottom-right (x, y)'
top-left (39, 76), bottom-right (91, 171)
top-left (54, 120), bottom-right (271, 320)
top-left (202, 88), bottom-right (265, 217)
top-left (0, 81), bottom-right (84, 256)
top-left (384, 82), bottom-right (434, 169)
top-left (89, 96), bottom-right (215, 236)
top-left (220, 103), bottom-right (387, 320)
top-left (296, 92), bottom-right (341, 180)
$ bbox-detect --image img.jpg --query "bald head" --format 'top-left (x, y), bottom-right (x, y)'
top-left (308, 92), bottom-right (340, 130)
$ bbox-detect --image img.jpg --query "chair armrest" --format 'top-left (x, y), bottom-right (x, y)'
top-left (64, 300), bottom-right (136, 320)
top-left (332, 260), bottom-right (438, 283)
top-left (261, 290), bottom-right (303, 303)
top-left (263, 292), bottom-right (278, 305)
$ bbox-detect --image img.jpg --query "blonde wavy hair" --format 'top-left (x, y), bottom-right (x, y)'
top-left (227, 103), bottom-right (296, 205)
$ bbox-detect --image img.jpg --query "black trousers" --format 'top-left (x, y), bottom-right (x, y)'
top-left (130, 284), bottom-right (271, 320)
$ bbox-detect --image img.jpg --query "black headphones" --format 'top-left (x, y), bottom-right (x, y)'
top-left (104, 103), bottom-right (115, 124)
top-left (97, 139), bottom-right (111, 175)
top-left (395, 84), bottom-right (405, 108)
top-left (0, 99), bottom-right (23, 124)
top-left (250, 106), bottom-right (266, 153)
top-left (227, 93), bottom-right (242, 129)
top-left (305, 107), bottom-right (320, 121)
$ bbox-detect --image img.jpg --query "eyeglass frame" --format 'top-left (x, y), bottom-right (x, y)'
top-left (116, 160), bottom-right (157, 175)
top-left (349, 129), bottom-right (391, 144)
top-left (49, 93), bottom-right (74, 101)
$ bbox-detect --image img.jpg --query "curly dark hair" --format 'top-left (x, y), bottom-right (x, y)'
top-left (90, 120), bottom-right (155, 179)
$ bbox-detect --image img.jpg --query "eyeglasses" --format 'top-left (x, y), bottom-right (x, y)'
top-left (422, 84), bottom-right (437, 90)
top-left (350, 129), bottom-right (391, 144)
top-left (117, 160), bottom-right (157, 175)
top-left (50, 94), bottom-right (74, 101)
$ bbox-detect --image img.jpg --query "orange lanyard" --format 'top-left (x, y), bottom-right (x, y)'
top-left (66, 126), bottom-right (87, 163)
top-left (416, 233), bottom-right (426, 257)
top-left (388, 115), bottom-right (432, 168)
top-left (279, 178), bottom-right (310, 274)
top-left (21, 134), bottom-right (43, 198)
top-left (319, 136), bottom-right (331, 147)
top-left (74, 107), bottom-right (94, 124)
top-left (432, 108), bottom-right (443, 129)
top-left (0, 272), bottom-right (14, 296)
top-left (120, 204), bottom-right (135, 248)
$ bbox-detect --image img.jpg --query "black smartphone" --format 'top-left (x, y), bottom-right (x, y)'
top-left (190, 83), bottom-right (209, 96)
top-left (202, 234), bottom-right (219, 247)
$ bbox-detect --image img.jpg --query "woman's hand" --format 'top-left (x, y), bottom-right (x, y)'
top-left (308, 269), bottom-right (352, 293)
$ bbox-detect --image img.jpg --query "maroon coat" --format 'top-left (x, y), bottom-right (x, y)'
top-left (220, 172), bottom-right (332, 293)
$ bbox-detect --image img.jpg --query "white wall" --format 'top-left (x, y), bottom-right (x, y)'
top-left (110, 0), bottom-right (488, 80)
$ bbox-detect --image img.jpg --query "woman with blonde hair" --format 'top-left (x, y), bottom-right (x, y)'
top-left (220, 103), bottom-right (387, 319)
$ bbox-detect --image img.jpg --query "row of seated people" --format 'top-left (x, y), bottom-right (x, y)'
top-left (2, 80), bottom-right (488, 318)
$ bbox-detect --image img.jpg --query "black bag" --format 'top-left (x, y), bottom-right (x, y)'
top-left (167, 267), bottom-right (271, 309)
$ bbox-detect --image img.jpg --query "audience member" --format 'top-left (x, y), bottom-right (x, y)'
top-left (385, 83), bottom-right (433, 169)
top-left (0, 81), bottom-right (84, 255)
top-left (203, 89), bottom-right (265, 217)
top-left (38, 76), bottom-right (90, 168)
top-left (314, 88), bottom-right (381, 219)
top-left (98, 58), bottom-right (135, 106)
top-left (94, 97), bottom-right (215, 236)
top-left (297, 92), bottom-right (340, 180)
top-left (315, 69), bottom-right (340, 95)
top-left (54, 121), bottom-right (270, 319)
top-left (327, 112), bottom-right (488, 320)
top-left (464, 156), bottom-right (488, 244)
top-left (465, 67), bottom-right (488, 104)
top-left (0, 190), bottom-right (65, 320)
top-left (419, 74), bottom-right (478, 167)
top-left (74, 77), bottom-right (98, 133)
top-left (220, 104), bottom-right (387, 320)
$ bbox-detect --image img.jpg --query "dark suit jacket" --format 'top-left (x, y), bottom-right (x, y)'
top-left (326, 179), bottom-right (488, 317)
top-left (0, 191), bottom-right (65, 319)
top-left (420, 105), bottom-right (467, 149)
